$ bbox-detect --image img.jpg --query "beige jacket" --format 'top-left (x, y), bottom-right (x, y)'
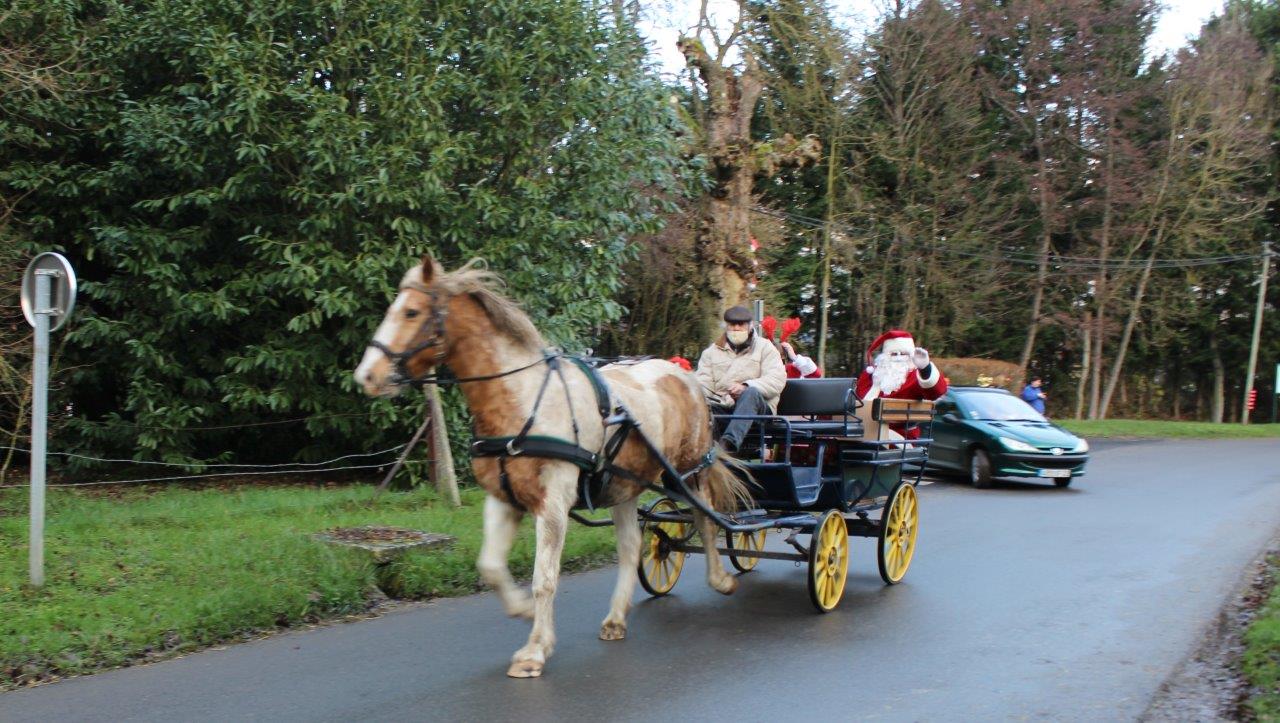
top-left (695, 334), bottom-right (788, 411)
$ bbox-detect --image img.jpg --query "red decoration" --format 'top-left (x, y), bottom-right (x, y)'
top-left (780, 317), bottom-right (801, 343)
top-left (760, 315), bottom-right (778, 341)
top-left (667, 356), bottom-right (692, 372)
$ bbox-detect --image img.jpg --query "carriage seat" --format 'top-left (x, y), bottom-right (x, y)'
top-left (842, 397), bottom-right (936, 463)
top-left (770, 377), bottom-right (863, 438)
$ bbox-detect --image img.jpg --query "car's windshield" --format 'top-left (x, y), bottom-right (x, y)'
top-left (957, 392), bottom-right (1047, 422)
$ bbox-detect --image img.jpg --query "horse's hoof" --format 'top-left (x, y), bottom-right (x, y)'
top-left (507, 659), bottom-right (544, 678)
top-left (711, 575), bottom-right (738, 595)
top-left (599, 621), bottom-right (627, 641)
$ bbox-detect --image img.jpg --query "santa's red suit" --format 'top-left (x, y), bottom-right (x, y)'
top-left (855, 330), bottom-right (948, 439)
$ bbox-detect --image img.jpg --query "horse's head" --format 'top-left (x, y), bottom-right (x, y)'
top-left (354, 255), bottom-right (450, 397)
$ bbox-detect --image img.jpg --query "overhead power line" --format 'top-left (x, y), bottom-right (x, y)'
top-left (752, 207), bottom-right (1271, 272)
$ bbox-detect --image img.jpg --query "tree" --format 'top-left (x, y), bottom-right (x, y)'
top-left (1, 0), bottom-right (685, 467)
top-left (1098, 14), bottom-right (1273, 419)
top-left (841, 0), bottom-right (1024, 360)
top-left (749, 0), bottom-right (857, 367)
top-left (678, 0), bottom-right (820, 339)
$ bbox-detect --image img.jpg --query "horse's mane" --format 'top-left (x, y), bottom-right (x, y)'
top-left (406, 259), bottom-right (544, 351)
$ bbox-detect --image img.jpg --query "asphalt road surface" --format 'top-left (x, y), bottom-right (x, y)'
top-left (3, 438), bottom-right (1279, 722)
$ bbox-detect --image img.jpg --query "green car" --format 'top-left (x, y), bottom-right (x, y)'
top-left (925, 387), bottom-right (1089, 488)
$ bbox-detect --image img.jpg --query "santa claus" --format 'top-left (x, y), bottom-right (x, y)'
top-left (855, 330), bottom-right (948, 439)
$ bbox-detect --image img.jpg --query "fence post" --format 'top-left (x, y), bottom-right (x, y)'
top-left (426, 383), bottom-right (460, 506)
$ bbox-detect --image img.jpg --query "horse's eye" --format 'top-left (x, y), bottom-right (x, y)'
top-left (405, 309), bottom-right (421, 319)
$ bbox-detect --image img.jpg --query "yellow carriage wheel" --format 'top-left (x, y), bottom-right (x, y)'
top-left (877, 482), bottom-right (919, 585)
top-left (727, 529), bottom-right (767, 573)
top-left (637, 498), bottom-right (687, 596)
top-left (807, 510), bottom-right (850, 613)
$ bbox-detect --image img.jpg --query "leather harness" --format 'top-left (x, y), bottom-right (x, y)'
top-left (369, 280), bottom-right (717, 511)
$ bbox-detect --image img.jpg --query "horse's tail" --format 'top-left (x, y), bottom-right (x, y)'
top-left (700, 447), bottom-right (755, 513)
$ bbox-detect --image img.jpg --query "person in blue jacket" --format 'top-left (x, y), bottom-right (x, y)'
top-left (1020, 376), bottom-right (1047, 415)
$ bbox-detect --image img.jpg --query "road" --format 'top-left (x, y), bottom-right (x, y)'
top-left (3, 438), bottom-right (1278, 722)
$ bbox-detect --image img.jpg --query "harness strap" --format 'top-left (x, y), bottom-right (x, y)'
top-left (471, 435), bottom-right (599, 471)
top-left (568, 357), bottom-right (612, 419)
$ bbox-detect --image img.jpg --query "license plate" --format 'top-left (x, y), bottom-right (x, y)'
top-left (1037, 468), bottom-right (1071, 478)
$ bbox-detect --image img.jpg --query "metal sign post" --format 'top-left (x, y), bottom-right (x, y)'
top-left (1274, 363), bottom-right (1279, 424)
top-left (20, 252), bottom-right (76, 588)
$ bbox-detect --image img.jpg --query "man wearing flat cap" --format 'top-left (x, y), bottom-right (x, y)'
top-left (695, 305), bottom-right (787, 452)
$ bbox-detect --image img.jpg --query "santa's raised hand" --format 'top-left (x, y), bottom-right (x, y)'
top-left (913, 347), bottom-right (930, 370)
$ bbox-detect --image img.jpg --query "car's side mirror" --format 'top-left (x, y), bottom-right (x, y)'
top-left (941, 413), bottom-right (960, 424)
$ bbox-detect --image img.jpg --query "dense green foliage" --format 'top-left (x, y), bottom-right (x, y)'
top-left (0, 484), bottom-right (618, 688)
top-left (1, 0), bottom-right (684, 468)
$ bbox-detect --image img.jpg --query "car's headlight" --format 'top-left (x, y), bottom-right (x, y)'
top-left (998, 437), bottom-right (1038, 452)
top-left (1072, 439), bottom-right (1089, 453)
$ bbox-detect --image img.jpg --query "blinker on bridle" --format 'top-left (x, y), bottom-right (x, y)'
top-left (369, 280), bottom-right (449, 387)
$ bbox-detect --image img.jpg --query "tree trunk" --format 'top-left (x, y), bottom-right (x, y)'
top-left (817, 136), bottom-right (838, 370)
top-left (1075, 312), bottom-right (1091, 420)
top-left (1019, 141), bottom-right (1054, 375)
top-left (1209, 335), bottom-right (1226, 423)
top-left (1099, 252), bottom-right (1156, 419)
top-left (679, 39), bottom-right (763, 336)
top-left (1088, 119), bottom-right (1116, 420)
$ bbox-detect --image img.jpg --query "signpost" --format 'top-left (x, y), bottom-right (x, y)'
top-left (20, 252), bottom-right (76, 588)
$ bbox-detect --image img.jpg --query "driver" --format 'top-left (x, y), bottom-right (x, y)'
top-left (695, 305), bottom-right (787, 453)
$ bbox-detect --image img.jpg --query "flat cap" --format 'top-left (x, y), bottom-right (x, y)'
top-left (723, 305), bottom-right (753, 323)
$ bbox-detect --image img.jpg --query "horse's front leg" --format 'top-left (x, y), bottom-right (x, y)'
top-left (508, 477), bottom-right (573, 678)
top-left (691, 506), bottom-right (737, 595)
top-left (599, 496), bottom-right (640, 641)
top-left (478, 495), bottom-right (532, 619)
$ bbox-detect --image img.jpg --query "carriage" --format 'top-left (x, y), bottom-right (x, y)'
top-left (629, 379), bottom-right (934, 612)
top-left (359, 257), bottom-right (938, 677)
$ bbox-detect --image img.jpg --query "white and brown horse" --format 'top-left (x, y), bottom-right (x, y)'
top-left (354, 256), bottom-right (747, 678)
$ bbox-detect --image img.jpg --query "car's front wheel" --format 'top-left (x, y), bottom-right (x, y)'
top-left (969, 448), bottom-right (993, 489)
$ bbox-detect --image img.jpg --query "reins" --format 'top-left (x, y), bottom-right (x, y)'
top-left (367, 280), bottom-right (720, 512)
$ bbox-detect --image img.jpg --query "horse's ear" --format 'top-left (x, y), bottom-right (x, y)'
top-left (420, 254), bottom-right (436, 284)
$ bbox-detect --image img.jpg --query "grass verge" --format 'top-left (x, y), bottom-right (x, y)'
top-left (0, 483), bottom-right (619, 689)
top-left (1057, 420), bottom-right (1280, 439)
top-left (1244, 554), bottom-right (1280, 719)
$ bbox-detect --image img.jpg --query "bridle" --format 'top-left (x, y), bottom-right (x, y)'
top-left (368, 280), bottom-right (450, 387)
top-left (367, 280), bottom-right (550, 388)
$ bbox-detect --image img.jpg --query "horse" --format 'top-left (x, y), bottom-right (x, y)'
top-left (354, 256), bottom-right (749, 678)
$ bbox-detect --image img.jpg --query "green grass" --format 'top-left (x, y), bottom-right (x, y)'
top-left (0, 483), bottom-right (620, 689)
top-left (1056, 419), bottom-right (1280, 439)
top-left (1244, 556), bottom-right (1280, 720)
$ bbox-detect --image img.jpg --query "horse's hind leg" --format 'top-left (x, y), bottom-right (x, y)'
top-left (508, 478), bottom-right (573, 679)
top-left (691, 504), bottom-right (737, 595)
top-left (478, 495), bottom-right (532, 619)
top-left (600, 496), bottom-right (640, 641)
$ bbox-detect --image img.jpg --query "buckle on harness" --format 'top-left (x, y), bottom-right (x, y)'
top-left (506, 438), bottom-right (523, 456)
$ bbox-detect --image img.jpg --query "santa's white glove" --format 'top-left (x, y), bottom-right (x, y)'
top-left (913, 347), bottom-right (931, 370)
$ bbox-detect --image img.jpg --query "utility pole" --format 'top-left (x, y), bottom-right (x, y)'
top-left (1242, 241), bottom-right (1272, 424)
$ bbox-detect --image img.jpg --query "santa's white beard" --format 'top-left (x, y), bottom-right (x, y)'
top-left (872, 353), bottom-right (912, 395)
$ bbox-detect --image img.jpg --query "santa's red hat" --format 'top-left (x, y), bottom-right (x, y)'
top-left (867, 329), bottom-right (915, 363)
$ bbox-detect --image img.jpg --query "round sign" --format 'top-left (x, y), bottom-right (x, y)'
top-left (21, 252), bottom-right (77, 332)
